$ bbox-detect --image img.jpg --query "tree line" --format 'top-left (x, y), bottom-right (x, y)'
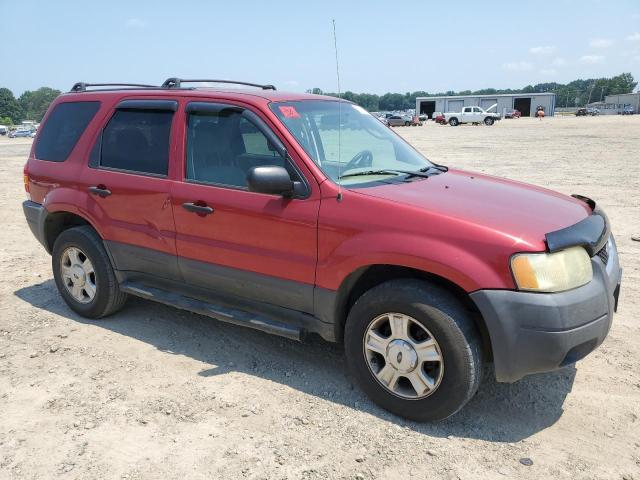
top-left (0, 72), bottom-right (636, 125)
top-left (308, 72), bottom-right (637, 111)
top-left (0, 87), bottom-right (61, 125)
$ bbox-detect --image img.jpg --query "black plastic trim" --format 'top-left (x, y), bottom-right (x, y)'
top-left (545, 207), bottom-right (610, 256)
top-left (471, 251), bottom-right (621, 383)
top-left (179, 256), bottom-right (314, 314)
top-left (185, 102), bottom-right (243, 114)
top-left (71, 82), bottom-right (157, 92)
top-left (116, 99), bottom-right (178, 111)
top-left (163, 77), bottom-right (276, 90)
top-left (22, 201), bottom-right (49, 252)
top-left (105, 240), bottom-right (182, 281)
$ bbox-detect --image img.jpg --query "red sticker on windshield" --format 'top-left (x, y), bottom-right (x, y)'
top-left (279, 105), bottom-right (301, 118)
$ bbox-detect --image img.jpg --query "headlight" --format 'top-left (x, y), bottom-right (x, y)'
top-left (510, 246), bottom-right (592, 293)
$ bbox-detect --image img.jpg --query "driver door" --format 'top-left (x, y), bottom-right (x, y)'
top-left (170, 101), bottom-right (320, 313)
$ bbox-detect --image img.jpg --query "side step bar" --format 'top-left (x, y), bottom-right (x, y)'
top-left (120, 281), bottom-right (301, 341)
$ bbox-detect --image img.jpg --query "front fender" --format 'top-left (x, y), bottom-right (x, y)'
top-left (316, 231), bottom-right (513, 292)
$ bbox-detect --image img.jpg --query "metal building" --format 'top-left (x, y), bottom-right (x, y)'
top-left (587, 92), bottom-right (640, 115)
top-left (416, 92), bottom-right (556, 119)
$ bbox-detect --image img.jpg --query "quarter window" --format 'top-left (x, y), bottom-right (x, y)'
top-left (100, 109), bottom-right (173, 175)
top-left (186, 109), bottom-right (291, 188)
top-left (35, 101), bottom-right (100, 162)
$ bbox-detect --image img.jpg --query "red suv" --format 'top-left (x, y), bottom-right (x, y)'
top-left (23, 78), bottom-right (621, 421)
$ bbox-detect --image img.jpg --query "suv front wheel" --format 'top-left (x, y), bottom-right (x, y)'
top-left (344, 279), bottom-right (482, 421)
top-left (52, 226), bottom-right (127, 318)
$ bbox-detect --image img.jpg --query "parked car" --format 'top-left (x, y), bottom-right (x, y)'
top-left (387, 114), bottom-right (413, 126)
top-left (0, 125), bottom-right (8, 136)
top-left (576, 108), bottom-right (599, 116)
top-left (376, 115), bottom-right (390, 127)
top-left (23, 78), bottom-right (621, 422)
top-left (9, 128), bottom-right (32, 138)
top-left (431, 112), bottom-right (445, 124)
top-left (418, 113), bottom-right (427, 122)
top-left (621, 106), bottom-right (635, 115)
top-left (444, 105), bottom-right (501, 126)
top-left (504, 109), bottom-right (521, 119)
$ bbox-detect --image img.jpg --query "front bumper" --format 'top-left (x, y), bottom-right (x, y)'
top-left (471, 237), bottom-right (621, 383)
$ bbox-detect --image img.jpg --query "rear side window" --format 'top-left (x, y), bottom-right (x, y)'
top-left (35, 101), bottom-right (100, 162)
top-left (100, 109), bottom-right (173, 175)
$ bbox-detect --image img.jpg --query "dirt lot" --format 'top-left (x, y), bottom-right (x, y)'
top-left (1, 116), bottom-right (639, 480)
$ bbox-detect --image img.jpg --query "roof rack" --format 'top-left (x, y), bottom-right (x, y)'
top-left (70, 82), bottom-right (157, 92)
top-left (161, 78), bottom-right (276, 90)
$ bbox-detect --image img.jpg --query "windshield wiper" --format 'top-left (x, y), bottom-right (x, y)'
top-left (339, 169), bottom-right (433, 180)
top-left (419, 164), bottom-right (448, 173)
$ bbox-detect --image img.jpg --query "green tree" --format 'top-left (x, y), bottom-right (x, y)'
top-left (0, 115), bottom-right (13, 126)
top-left (18, 87), bottom-right (61, 122)
top-left (0, 88), bottom-right (24, 124)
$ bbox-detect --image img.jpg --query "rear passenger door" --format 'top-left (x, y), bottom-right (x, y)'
top-left (79, 99), bottom-right (180, 280)
top-left (170, 101), bottom-right (320, 313)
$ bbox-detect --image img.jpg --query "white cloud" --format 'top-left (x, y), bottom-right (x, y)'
top-left (552, 57), bottom-right (566, 66)
top-left (589, 38), bottom-right (614, 48)
top-left (627, 32), bottom-right (640, 41)
top-left (529, 46), bottom-right (556, 55)
top-left (125, 18), bottom-right (148, 29)
top-left (540, 68), bottom-right (557, 76)
top-left (580, 55), bottom-right (605, 64)
top-left (502, 61), bottom-right (533, 71)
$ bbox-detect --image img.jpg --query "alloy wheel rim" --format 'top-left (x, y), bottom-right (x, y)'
top-left (363, 313), bottom-right (444, 399)
top-left (60, 246), bottom-right (96, 304)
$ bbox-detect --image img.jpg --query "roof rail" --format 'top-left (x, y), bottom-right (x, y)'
top-left (161, 78), bottom-right (276, 90)
top-left (70, 82), bottom-right (157, 92)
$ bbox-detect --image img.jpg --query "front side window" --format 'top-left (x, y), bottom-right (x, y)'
top-left (186, 109), bottom-right (290, 188)
top-left (270, 101), bottom-right (434, 187)
top-left (35, 101), bottom-right (100, 162)
top-left (100, 109), bottom-right (173, 175)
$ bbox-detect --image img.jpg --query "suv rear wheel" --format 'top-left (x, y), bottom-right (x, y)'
top-left (344, 279), bottom-right (482, 421)
top-left (52, 226), bottom-right (127, 318)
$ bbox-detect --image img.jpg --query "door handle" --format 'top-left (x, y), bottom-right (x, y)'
top-left (182, 202), bottom-right (214, 215)
top-left (88, 185), bottom-right (112, 198)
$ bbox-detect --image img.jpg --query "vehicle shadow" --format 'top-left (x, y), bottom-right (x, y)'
top-left (15, 279), bottom-right (576, 443)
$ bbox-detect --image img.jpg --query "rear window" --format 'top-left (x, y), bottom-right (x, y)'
top-left (35, 101), bottom-right (100, 162)
top-left (100, 109), bottom-right (173, 176)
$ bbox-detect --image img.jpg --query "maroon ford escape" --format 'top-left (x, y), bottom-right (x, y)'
top-left (22, 78), bottom-right (622, 421)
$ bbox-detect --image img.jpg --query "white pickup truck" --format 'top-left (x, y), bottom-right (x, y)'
top-left (444, 105), bottom-right (501, 126)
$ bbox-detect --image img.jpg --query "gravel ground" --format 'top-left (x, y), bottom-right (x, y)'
top-left (1, 115), bottom-right (639, 480)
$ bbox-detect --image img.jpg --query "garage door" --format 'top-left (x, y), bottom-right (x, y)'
top-left (446, 100), bottom-right (464, 112)
top-left (480, 98), bottom-right (497, 111)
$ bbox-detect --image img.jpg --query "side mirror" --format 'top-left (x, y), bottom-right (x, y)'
top-left (246, 166), bottom-right (294, 197)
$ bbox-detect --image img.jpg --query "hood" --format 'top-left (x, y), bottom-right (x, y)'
top-left (355, 169), bottom-right (591, 251)
top-left (484, 103), bottom-right (498, 112)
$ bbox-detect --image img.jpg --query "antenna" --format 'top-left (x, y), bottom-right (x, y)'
top-left (332, 19), bottom-right (343, 202)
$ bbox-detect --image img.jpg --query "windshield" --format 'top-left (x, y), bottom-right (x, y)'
top-left (270, 100), bottom-right (434, 186)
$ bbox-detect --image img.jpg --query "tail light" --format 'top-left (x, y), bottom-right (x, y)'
top-left (23, 164), bottom-right (31, 200)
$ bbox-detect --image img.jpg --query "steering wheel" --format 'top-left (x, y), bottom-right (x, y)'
top-left (343, 150), bottom-right (373, 172)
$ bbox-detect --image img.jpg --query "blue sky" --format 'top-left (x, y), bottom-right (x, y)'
top-left (1, 0), bottom-right (639, 95)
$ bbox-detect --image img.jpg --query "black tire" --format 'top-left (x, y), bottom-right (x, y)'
top-left (344, 279), bottom-right (482, 422)
top-left (484, 117), bottom-right (494, 126)
top-left (52, 226), bottom-right (127, 318)
top-left (404, 121), bottom-right (410, 126)
top-left (449, 118), bottom-right (459, 126)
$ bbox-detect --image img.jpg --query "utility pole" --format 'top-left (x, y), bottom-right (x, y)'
top-left (587, 82), bottom-right (596, 106)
